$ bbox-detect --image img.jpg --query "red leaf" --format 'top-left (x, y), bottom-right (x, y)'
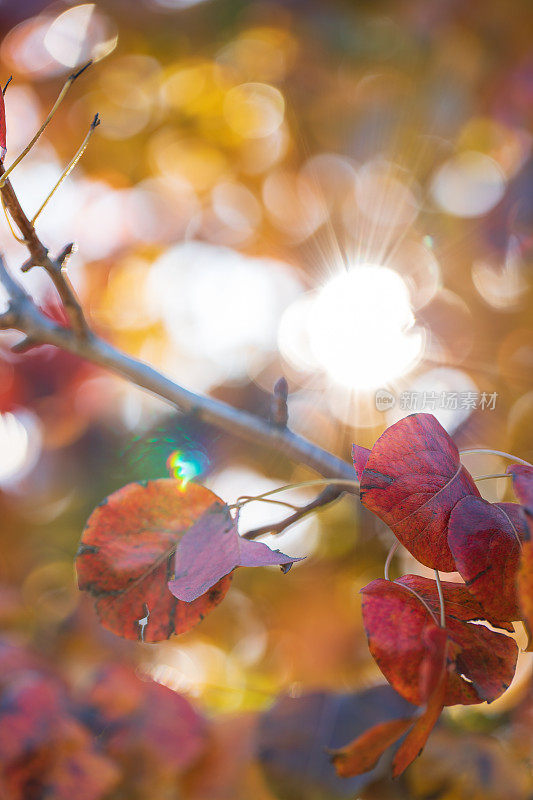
top-left (361, 580), bottom-right (435, 706)
top-left (448, 497), bottom-right (523, 621)
top-left (362, 578), bottom-right (517, 707)
top-left (355, 414), bottom-right (480, 570)
top-left (331, 717), bottom-right (412, 777)
top-left (507, 464), bottom-right (533, 513)
top-left (0, 85), bottom-right (6, 161)
top-left (77, 480), bottom-right (299, 642)
top-left (76, 480), bottom-right (232, 642)
top-left (397, 576), bottom-right (518, 705)
top-left (391, 627), bottom-right (448, 777)
top-left (398, 574), bottom-right (514, 632)
top-left (352, 445), bottom-right (370, 481)
top-left (332, 627), bottom-right (448, 779)
top-left (168, 502), bottom-right (301, 602)
top-left (507, 465), bottom-right (533, 646)
top-left (83, 665), bottom-right (207, 773)
top-left (518, 538), bottom-right (533, 647)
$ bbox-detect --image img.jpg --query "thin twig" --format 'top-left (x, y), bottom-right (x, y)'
top-left (31, 114), bottom-right (100, 225)
top-left (242, 485), bottom-right (345, 540)
top-left (0, 60), bottom-right (92, 188)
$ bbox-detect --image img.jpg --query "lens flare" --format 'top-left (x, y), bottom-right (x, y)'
top-left (166, 449), bottom-right (202, 489)
top-left (279, 263), bottom-right (424, 391)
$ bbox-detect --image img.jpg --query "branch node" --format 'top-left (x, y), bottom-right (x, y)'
top-left (20, 258), bottom-right (35, 274)
top-left (56, 243), bottom-right (75, 268)
top-left (272, 376), bottom-right (289, 428)
top-left (70, 60), bottom-right (93, 82)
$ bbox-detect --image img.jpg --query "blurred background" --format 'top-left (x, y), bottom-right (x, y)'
top-left (0, 1), bottom-right (532, 798)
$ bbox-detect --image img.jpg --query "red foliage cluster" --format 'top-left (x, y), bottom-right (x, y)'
top-left (333, 413), bottom-right (533, 777)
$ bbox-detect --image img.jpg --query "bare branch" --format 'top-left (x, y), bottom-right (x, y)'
top-left (242, 485), bottom-right (347, 539)
top-left (0, 164), bottom-right (89, 338)
top-left (0, 252), bottom-right (354, 480)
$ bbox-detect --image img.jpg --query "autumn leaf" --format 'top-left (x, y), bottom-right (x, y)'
top-left (508, 465), bottom-right (533, 642)
top-left (448, 497), bottom-right (524, 621)
top-left (331, 630), bottom-right (447, 780)
top-left (352, 445), bottom-right (370, 481)
top-left (0, 80), bottom-right (6, 161)
top-left (354, 413), bottom-right (480, 570)
top-left (362, 578), bottom-right (518, 707)
top-left (76, 480), bottom-right (232, 642)
top-left (398, 574), bottom-right (514, 632)
top-left (258, 686), bottom-right (414, 800)
top-left (168, 501), bottom-right (302, 602)
top-left (82, 665), bottom-right (207, 776)
top-left (391, 626), bottom-right (448, 777)
top-left (398, 575), bottom-right (519, 705)
top-left (518, 540), bottom-right (533, 647)
top-left (507, 464), bottom-right (533, 513)
top-left (77, 479), bottom-right (300, 642)
top-left (330, 717), bottom-right (412, 777)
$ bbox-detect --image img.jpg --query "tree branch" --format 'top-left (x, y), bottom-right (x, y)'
top-left (0, 277), bottom-right (354, 478)
top-left (0, 103), bottom-right (356, 486)
top-left (0, 258), bottom-right (353, 483)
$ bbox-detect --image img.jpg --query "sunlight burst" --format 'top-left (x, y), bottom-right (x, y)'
top-left (280, 263), bottom-right (424, 391)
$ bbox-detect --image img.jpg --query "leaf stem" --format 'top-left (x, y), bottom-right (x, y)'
top-left (384, 541), bottom-right (399, 581)
top-left (234, 495), bottom-right (301, 512)
top-left (460, 448), bottom-right (532, 467)
top-left (434, 570), bottom-right (446, 628)
top-left (229, 478), bottom-right (360, 510)
top-left (474, 473), bottom-right (510, 482)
